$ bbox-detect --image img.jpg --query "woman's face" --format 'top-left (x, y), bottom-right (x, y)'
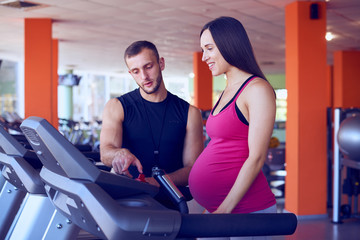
top-left (200, 29), bottom-right (230, 76)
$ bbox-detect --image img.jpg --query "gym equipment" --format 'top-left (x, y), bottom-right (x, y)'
top-left (340, 167), bottom-right (360, 220)
top-left (263, 144), bottom-right (286, 198)
top-left (58, 118), bottom-right (101, 151)
top-left (21, 116), bottom-right (297, 240)
top-left (269, 136), bottom-right (280, 148)
top-left (0, 126), bottom-right (37, 238)
top-left (332, 108), bottom-right (360, 223)
top-left (0, 163), bottom-right (6, 189)
top-left (0, 176), bottom-right (26, 239)
top-left (0, 126), bottom-right (79, 239)
top-left (0, 112), bottom-right (23, 134)
top-left (337, 115), bottom-right (360, 161)
top-left (152, 166), bottom-right (189, 214)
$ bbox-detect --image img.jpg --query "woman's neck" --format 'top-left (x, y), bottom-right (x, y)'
top-left (225, 68), bottom-right (252, 88)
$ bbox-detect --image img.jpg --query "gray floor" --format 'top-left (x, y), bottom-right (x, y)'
top-left (273, 216), bottom-right (360, 240)
top-left (274, 198), bottom-right (360, 240)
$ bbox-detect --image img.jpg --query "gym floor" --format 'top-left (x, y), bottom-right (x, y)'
top-left (274, 199), bottom-right (360, 240)
top-left (273, 217), bottom-right (360, 240)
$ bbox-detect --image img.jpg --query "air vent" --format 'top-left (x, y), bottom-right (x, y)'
top-left (0, 0), bottom-right (44, 10)
top-left (21, 127), bottom-right (40, 146)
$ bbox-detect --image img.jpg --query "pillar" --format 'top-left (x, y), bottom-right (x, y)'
top-left (52, 39), bottom-right (58, 129)
top-left (24, 18), bottom-right (58, 127)
top-left (193, 52), bottom-right (212, 111)
top-left (285, 1), bottom-right (327, 215)
top-left (58, 85), bottom-right (73, 120)
top-left (326, 65), bottom-right (334, 108)
top-left (333, 51), bottom-right (360, 108)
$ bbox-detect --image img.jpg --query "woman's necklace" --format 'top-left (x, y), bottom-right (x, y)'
top-left (141, 95), bottom-right (169, 166)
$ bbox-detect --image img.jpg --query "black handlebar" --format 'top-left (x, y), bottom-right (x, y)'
top-left (152, 166), bottom-right (189, 214)
top-left (178, 212), bottom-right (298, 238)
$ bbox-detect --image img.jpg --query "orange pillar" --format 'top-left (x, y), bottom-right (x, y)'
top-left (193, 52), bottom-right (212, 111)
top-left (24, 18), bottom-right (58, 127)
top-left (326, 65), bottom-right (333, 108)
top-left (285, 1), bottom-right (327, 215)
top-left (333, 51), bottom-right (360, 108)
top-left (52, 39), bottom-right (59, 129)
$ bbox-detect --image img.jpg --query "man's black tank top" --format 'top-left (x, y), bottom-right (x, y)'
top-left (118, 88), bottom-right (189, 177)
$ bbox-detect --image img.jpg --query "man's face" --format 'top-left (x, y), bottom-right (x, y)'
top-left (126, 48), bottom-right (165, 95)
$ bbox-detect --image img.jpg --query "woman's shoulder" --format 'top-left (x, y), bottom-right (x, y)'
top-left (246, 77), bottom-right (275, 97)
top-left (238, 77), bottom-right (276, 107)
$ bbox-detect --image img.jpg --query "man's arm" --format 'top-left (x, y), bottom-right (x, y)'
top-left (100, 98), bottom-right (142, 177)
top-left (167, 105), bottom-right (204, 186)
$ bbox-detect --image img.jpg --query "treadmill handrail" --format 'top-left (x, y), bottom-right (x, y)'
top-left (177, 212), bottom-right (297, 238)
top-left (0, 126), bottom-right (28, 157)
top-left (20, 116), bottom-right (158, 197)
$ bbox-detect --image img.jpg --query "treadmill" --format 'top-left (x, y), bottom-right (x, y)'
top-left (0, 126), bottom-right (79, 240)
top-left (20, 116), bottom-right (297, 240)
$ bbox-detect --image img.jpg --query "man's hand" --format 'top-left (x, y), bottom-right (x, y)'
top-left (111, 148), bottom-right (143, 178)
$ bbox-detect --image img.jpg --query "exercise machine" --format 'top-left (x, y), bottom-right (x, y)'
top-left (0, 126), bottom-right (79, 239)
top-left (0, 126), bottom-right (37, 238)
top-left (332, 108), bottom-right (360, 223)
top-left (21, 116), bottom-right (297, 239)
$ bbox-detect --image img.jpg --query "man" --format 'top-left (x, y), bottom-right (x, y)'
top-left (100, 41), bottom-right (203, 201)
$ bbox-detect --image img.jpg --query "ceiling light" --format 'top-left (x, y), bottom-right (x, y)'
top-left (0, 0), bottom-right (42, 9)
top-left (326, 32), bottom-right (334, 41)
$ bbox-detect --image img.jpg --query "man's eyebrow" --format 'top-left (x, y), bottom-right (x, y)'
top-left (129, 61), bottom-right (153, 72)
top-left (129, 67), bottom-right (138, 72)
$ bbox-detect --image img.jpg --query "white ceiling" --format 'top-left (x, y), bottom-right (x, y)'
top-left (0, 0), bottom-right (359, 77)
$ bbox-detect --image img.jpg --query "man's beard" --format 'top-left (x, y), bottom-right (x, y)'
top-left (140, 74), bottom-right (162, 94)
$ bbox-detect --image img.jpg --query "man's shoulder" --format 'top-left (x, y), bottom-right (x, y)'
top-left (168, 91), bottom-right (189, 106)
top-left (119, 88), bottom-right (138, 99)
top-left (118, 88), bottom-right (140, 104)
top-left (167, 92), bottom-right (190, 119)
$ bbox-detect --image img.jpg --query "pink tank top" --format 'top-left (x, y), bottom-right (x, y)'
top-left (189, 76), bottom-right (275, 213)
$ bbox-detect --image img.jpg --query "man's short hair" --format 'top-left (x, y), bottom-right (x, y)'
top-left (124, 40), bottom-right (160, 62)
